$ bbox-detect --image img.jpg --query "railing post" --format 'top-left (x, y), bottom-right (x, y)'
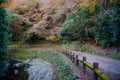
top-left (63, 51), bottom-right (65, 55)
top-left (72, 53), bottom-right (75, 63)
top-left (62, 50), bottom-right (63, 54)
top-left (65, 50), bottom-right (67, 56)
top-left (62, 50), bottom-right (65, 54)
top-left (83, 56), bottom-right (86, 74)
top-left (76, 55), bottom-right (79, 66)
top-left (68, 51), bottom-right (70, 59)
top-left (66, 50), bottom-right (68, 57)
top-left (70, 52), bottom-right (72, 61)
top-left (93, 62), bottom-right (99, 80)
top-left (67, 51), bottom-right (69, 58)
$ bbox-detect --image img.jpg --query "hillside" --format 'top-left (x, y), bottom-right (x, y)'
top-left (0, 0), bottom-right (120, 80)
top-left (3, 0), bottom-right (120, 51)
top-left (3, 0), bottom-right (79, 42)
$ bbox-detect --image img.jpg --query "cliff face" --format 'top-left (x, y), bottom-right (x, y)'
top-left (4, 0), bottom-right (78, 41)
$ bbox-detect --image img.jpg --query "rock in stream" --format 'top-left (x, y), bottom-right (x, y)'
top-left (25, 59), bottom-right (54, 80)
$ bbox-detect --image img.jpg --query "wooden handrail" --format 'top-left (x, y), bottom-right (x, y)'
top-left (57, 49), bottom-right (110, 80)
top-left (95, 69), bottom-right (109, 80)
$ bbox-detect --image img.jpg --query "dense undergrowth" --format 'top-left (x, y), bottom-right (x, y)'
top-left (58, 1), bottom-right (120, 49)
top-left (9, 49), bottom-right (78, 80)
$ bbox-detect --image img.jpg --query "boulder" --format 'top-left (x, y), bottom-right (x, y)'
top-left (26, 59), bottom-right (54, 80)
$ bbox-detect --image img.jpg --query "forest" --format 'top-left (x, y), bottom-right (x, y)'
top-left (0, 0), bottom-right (120, 80)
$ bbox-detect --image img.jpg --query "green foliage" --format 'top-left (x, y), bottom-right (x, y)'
top-left (0, 2), bottom-right (8, 77)
top-left (61, 41), bottom-right (76, 50)
top-left (58, 5), bottom-right (95, 42)
top-left (10, 49), bottom-right (75, 80)
top-left (79, 45), bottom-right (90, 52)
top-left (94, 2), bottom-right (120, 48)
top-left (59, 16), bottom-right (77, 39)
top-left (0, 61), bottom-right (9, 77)
top-left (58, 1), bottom-right (120, 49)
top-left (5, 9), bottom-right (19, 23)
top-left (22, 23), bottom-right (32, 31)
top-left (108, 53), bottom-right (120, 60)
top-left (27, 33), bottom-right (45, 44)
top-left (60, 41), bottom-right (120, 60)
top-left (94, 10), bottom-right (112, 48)
top-left (0, 4), bottom-right (7, 61)
top-left (5, 11), bottom-right (31, 42)
top-left (111, 2), bottom-right (120, 46)
top-left (61, 41), bottom-right (82, 51)
top-left (46, 36), bottom-right (59, 42)
top-left (79, 44), bottom-right (120, 60)
top-left (5, 9), bottom-right (20, 42)
top-left (59, 14), bottom-right (83, 41)
top-left (100, 40), bottom-right (109, 48)
top-left (11, 21), bottom-right (32, 42)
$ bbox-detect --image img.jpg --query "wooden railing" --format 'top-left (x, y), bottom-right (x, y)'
top-left (56, 49), bottom-right (110, 80)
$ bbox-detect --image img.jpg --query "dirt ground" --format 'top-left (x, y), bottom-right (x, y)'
top-left (83, 39), bottom-right (120, 54)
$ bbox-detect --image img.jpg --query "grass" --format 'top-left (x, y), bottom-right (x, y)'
top-left (108, 54), bottom-right (120, 60)
top-left (9, 49), bottom-right (77, 80)
top-left (79, 45), bottom-right (120, 60)
top-left (60, 42), bottom-right (120, 60)
top-left (9, 41), bottom-right (120, 60)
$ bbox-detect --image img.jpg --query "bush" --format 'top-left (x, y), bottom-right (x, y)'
top-left (58, 15), bottom-right (84, 41)
top-left (58, 5), bottom-right (95, 42)
top-left (100, 40), bottom-right (109, 49)
top-left (79, 45), bottom-right (89, 52)
top-left (26, 33), bottom-right (45, 44)
top-left (5, 9), bottom-right (19, 23)
top-left (22, 23), bottom-right (32, 31)
top-left (46, 36), bottom-right (59, 42)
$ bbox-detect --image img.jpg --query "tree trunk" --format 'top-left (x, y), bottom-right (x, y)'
top-left (85, 27), bottom-right (88, 37)
top-left (104, 0), bottom-right (109, 9)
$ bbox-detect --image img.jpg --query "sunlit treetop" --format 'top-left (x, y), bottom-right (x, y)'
top-left (80, 0), bottom-right (96, 13)
top-left (80, 0), bottom-right (116, 13)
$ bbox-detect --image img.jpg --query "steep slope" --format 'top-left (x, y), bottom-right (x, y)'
top-left (3, 0), bottom-right (78, 41)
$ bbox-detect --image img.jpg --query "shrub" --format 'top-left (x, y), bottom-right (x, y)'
top-left (5, 9), bottom-right (19, 23)
top-left (26, 33), bottom-right (45, 43)
top-left (22, 23), bottom-right (32, 31)
top-left (46, 36), bottom-right (59, 42)
top-left (100, 39), bottom-right (110, 49)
